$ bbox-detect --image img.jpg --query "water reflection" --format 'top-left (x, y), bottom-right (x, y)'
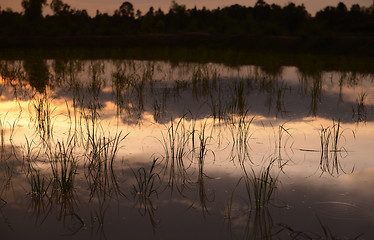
top-left (2, 59), bottom-right (374, 124)
top-left (318, 120), bottom-right (355, 176)
top-left (23, 57), bottom-right (49, 94)
top-left (0, 58), bottom-right (373, 239)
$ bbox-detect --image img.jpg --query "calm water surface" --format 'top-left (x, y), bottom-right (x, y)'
top-left (0, 59), bottom-right (373, 239)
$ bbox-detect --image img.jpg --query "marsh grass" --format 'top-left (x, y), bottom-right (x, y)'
top-left (29, 93), bottom-right (56, 142)
top-left (28, 168), bottom-right (51, 198)
top-left (85, 130), bottom-right (128, 199)
top-left (0, 114), bottom-right (19, 193)
top-left (21, 136), bottom-right (42, 175)
top-left (90, 203), bottom-right (108, 238)
top-left (242, 158), bottom-right (278, 209)
top-left (276, 122), bottom-right (293, 168)
top-left (26, 167), bottom-right (53, 225)
top-left (195, 120), bottom-right (214, 164)
top-left (65, 101), bottom-right (84, 148)
top-left (352, 92), bottom-right (367, 123)
top-left (319, 120), bottom-right (354, 176)
top-left (209, 91), bottom-right (228, 123)
top-left (191, 121), bottom-right (215, 216)
top-left (111, 65), bottom-right (128, 116)
top-left (225, 162), bottom-right (276, 239)
top-left (245, 206), bottom-right (274, 240)
top-left (89, 62), bottom-right (104, 100)
top-left (310, 77), bottom-right (323, 116)
top-left (0, 197), bottom-right (6, 209)
top-left (192, 65), bottom-right (211, 98)
top-left (0, 118), bottom-right (5, 158)
top-left (132, 158), bottom-right (160, 200)
top-left (233, 80), bottom-right (246, 114)
top-left (48, 137), bottom-right (78, 195)
top-left (159, 117), bottom-right (192, 191)
top-left (278, 216), bottom-right (364, 240)
top-left (228, 113), bottom-right (255, 164)
top-left (132, 158), bottom-right (160, 231)
top-left (0, 112), bottom-right (20, 160)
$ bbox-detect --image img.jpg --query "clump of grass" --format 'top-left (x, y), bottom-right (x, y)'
top-left (352, 92), bottom-right (367, 123)
top-left (159, 117), bottom-right (192, 191)
top-left (192, 121), bottom-right (215, 216)
top-left (28, 168), bottom-right (51, 198)
top-left (132, 158), bottom-right (160, 199)
top-left (21, 136), bottom-right (42, 175)
top-left (191, 65), bottom-right (218, 99)
top-left (309, 78), bottom-right (322, 116)
top-left (132, 158), bottom-right (160, 231)
top-left (233, 80), bottom-right (246, 114)
top-left (319, 120), bottom-right (354, 176)
top-left (276, 122), bottom-right (293, 168)
top-left (242, 158), bottom-right (278, 209)
top-left (228, 113), bottom-right (255, 164)
top-left (209, 91), bottom-right (228, 123)
top-left (29, 93), bottom-right (56, 142)
top-left (195, 121), bottom-right (214, 164)
top-left (48, 137), bottom-right (78, 195)
top-left (85, 131), bottom-right (128, 199)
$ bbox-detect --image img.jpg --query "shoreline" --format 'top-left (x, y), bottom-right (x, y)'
top-left (1, 33), bottom-right (374, 56)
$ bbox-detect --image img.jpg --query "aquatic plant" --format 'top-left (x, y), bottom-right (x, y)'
top-left (132, 158), bottom-right (160, 231)
top-left (29, 93), bottom-right (56, 142)
top-left (0, 197), bottom-right (7, 209)
top-left (209, 91), bottom-right (228, 123)
top-left (48, 137), bottom-right (78, 195)
top-left (85, 130), bottom-right (128, 199)
top-left (132, 158), bottom-right (160, 200)
top-left (242, 158), bottom-right (278, 209)
top-left (191, 121), bottom-right (215, 216)
top-left (234, 80), bottom-right (246, 114)
top-left (319, 120), bottom-right (354, 176)
top-left (28, 168), bottom-right (51, 198)
top-left (0, 113), bottom-right (19, 161)
top-left (276, 122), bottom-right (293, 168)
top-left (310, 77), bottom-right (323, 116)
top-left (159, 117), bottom-right (192, 191)
top-left (352, 92), bottom-right (367, 123)
top-left (225, 161), bottom-right (276, 239)
top-left (229, 113), bottom-right (255, 164)
top-left (278, 216), bottom-right (364, 240)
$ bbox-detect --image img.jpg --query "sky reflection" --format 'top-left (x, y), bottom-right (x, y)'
top-left (1, 59), bottom-right (374, 239)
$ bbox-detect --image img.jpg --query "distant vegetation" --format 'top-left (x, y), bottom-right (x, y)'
top-left (0, 0), bottom-right (373, 37)
top-left (0, 0), bottom-right (374, 55)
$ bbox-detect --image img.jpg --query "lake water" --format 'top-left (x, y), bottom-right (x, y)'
top-left (0, 58), bottom-right (373, 239)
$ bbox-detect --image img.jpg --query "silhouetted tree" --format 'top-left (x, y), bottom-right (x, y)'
top-left (50, 0), bottom-right (71, 16)
top-left (255, 0), bottom-right (267, 8)
top-left (21, 0), bottom-right (47, 19)
top-left (170, 1), bottom-right (186, 15)
top-left (116, 2), bottom-right (134, 18)
top-left (0, 1), bottom-right (373, 40)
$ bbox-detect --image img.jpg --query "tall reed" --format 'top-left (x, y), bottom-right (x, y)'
top-left (229, 113), bottom-right (255, 164)
top-left (242, 158), bottom-right (278, 209)
top-left (85, 130), bottom-right (128, 199)
top-left (319, 120), bottom-right (353, 176)
top-left (159, 117), bottom-right (192, 191)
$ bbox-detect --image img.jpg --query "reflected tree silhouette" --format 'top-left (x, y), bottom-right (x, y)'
top-left (23, 57), bottom-right (49, 94)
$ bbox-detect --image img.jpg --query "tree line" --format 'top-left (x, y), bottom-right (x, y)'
top-left (0, 0), bottom-right (373, 37)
